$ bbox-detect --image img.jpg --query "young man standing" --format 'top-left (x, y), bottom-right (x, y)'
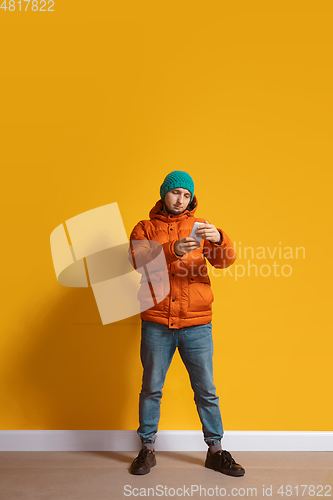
top-left (128, 170), bottom-right (244, 477)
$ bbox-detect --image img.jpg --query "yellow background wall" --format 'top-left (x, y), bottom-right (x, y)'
top-left (0, 1), bottom-right (332, 432)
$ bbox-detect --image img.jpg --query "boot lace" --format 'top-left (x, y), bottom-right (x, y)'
top-left (220, 450), bottom-right (236, 464)
top-left (133, 447), bottom-right (151, 465)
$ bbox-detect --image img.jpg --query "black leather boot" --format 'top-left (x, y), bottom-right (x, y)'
top-left (205, 449), bottom-right (245, 476)
top-left (129, 446), bottom-right (156, 475)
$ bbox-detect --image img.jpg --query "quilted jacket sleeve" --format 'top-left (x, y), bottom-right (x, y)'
top-left (203, 227), bottom-right (237, 269)
top-left (128, 221), bottom-right (180, 271)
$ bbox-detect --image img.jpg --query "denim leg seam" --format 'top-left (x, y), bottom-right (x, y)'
top-left (156, 363), bottom-right (168, 428)
top-left (154, 354), bottom-right (174, 433)
top-left (194, 395), bottom-right (221, 445)
top-left (195, 395), bottom-right (205, 431)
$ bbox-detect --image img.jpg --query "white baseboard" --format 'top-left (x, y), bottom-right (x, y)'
top-left (0, 430), bottom-right (332, 452)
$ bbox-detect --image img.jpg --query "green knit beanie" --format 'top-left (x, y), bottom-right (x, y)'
top-left (160, 170), bottom-right (195, 202)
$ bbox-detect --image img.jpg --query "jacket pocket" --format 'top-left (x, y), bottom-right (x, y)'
top-left (138, 270), bottom-right (170, 312)
top-left (188, 274), bottom-right (214, 312)
top-left (188, 274), bottom-right (211, 285)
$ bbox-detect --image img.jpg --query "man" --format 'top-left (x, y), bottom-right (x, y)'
top-left (128, 170), bottom-right (244, 477)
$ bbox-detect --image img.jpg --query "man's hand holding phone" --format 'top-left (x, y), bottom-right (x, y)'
top-left (174, 220), bottom-right (221, 257)
top-left (194, 220), bottom-right (221, 244)
top-left (174, 237), bottom-right (200, 257)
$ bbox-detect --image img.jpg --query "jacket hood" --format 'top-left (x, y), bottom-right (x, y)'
top-left (149, 194), bottom-right (198, 222)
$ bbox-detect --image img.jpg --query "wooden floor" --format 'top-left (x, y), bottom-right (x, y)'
top-left (0, 451), bottom-right (332, 499)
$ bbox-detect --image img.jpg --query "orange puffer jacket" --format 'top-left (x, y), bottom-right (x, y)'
top-left (128, 195), bottom-right (237, 329)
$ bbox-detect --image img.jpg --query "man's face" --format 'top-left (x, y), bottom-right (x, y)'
top-left (162, 188), bottom-right (192, 215)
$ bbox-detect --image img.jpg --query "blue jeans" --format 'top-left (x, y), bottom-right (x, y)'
top-left (138, 320), bottom-right (224, 446)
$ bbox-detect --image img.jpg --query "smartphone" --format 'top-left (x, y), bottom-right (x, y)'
top-left (190, 221), bottom-right (205, 243)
